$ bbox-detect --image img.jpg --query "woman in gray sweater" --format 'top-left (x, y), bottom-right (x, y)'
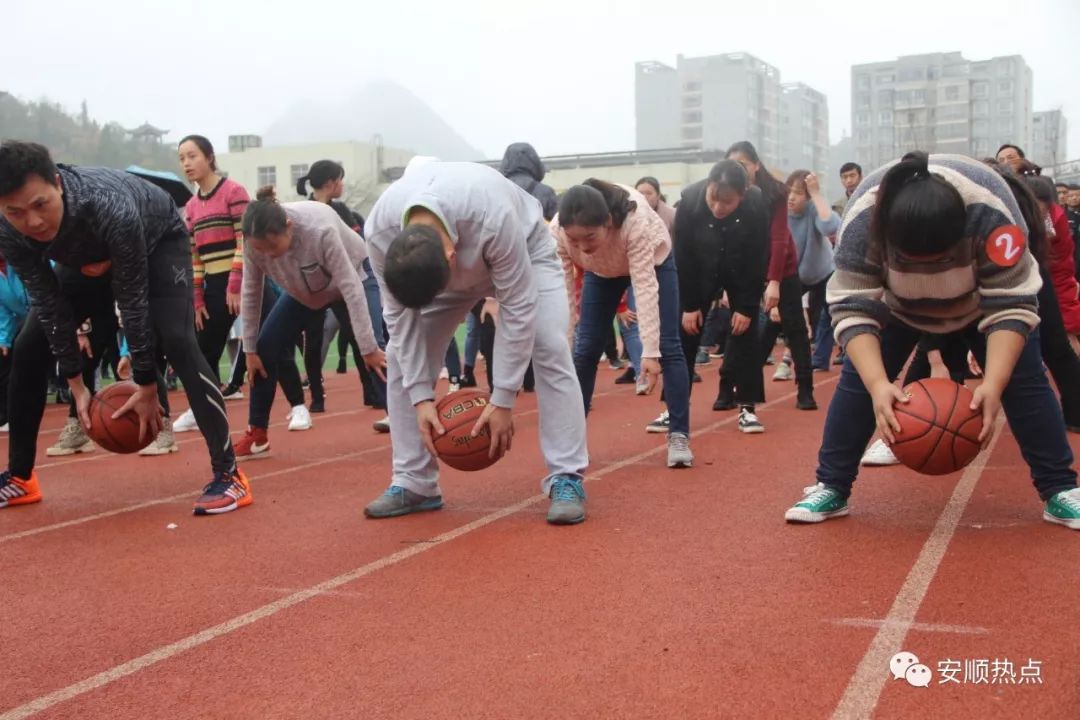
top-left (233, 187), bottom-right (386, 459)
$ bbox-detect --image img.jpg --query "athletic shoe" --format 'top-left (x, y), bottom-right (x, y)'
top-left (309, 397), bottom-right (326, 414)
top-left (646, 411), bottom-right (670, 433)
top-left (46, 418), bottom-right (95, 456)
top-left (738, 408), bottom-right (765, 434)
top-left (833, 352), bottom-right (846, 366)
top-left (448, 381), bottom-right (461, 393)
top-left (1043, 488), bottom-right (1080, 530)
top-left (172, 408), bottom-right (199, 433)
top-left (234, 427), bottom-right (271, 460)
top-left (0, 423), bottom-right (7, 433)
top-left (713, 387), bottom-right (736, 411)
top-left (221, 384), bottom-right (244, 401)
top-left (695, 349), bottom-right (710, 365)
top-left (287, 405), bottom-right (312, 431)
top-left (812, 365), bottom-right (830, 373)
top-left (708, 349), bottom-right (724, 359)
top-left (614, 367), bottom-right (636, 385)
top-left (460, 369), bottom-right (477, 388)
top-left (608, 359), bottom-right (626, 370)
top-left (547, 475), bottom-right (586, 525)
top-left (301, 377), bottom-right (310, 389)
top-left (861, 439), bottom-right (900, 466)
top-left (635, 378), bottom-right (650, 395)
top-left (373, 416), bottom-right (390, 433)
top-left (336, 361), bottom-right (347, 374)
top-left (364, 485), bottom-right (443, 518)
top-left (796, 386), bottom-right (818, 411)
top-left (667, 432), bottom-right (694, 468)
top-left (139, 418), bottom-right (178, 456)
top-left (772, 362), bottom-right (793, 381)
top-left (0, 470), bottom-right (42, 508)
top-left (192, 469), bottom-right (253, 515)
top-left (692, 372), bottom-right (702, 383)
top-left (784, 484), bottom-right (849, 523)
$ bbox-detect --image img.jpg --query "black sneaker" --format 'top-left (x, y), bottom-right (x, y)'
top-left (309, 397), bottom-right (326, 413)
top-left (614, 367), bottom-right (636, 385)
top-left (796, 386), bottom-right (818, 411)
top-left (692, 372), bottom-right (702, 383)
top-left (336, 361), bottom-right (347, 374)
top-left (713, 386), bottom-right (736, 411)
top-left (460, 369), bottom-right (478, 389)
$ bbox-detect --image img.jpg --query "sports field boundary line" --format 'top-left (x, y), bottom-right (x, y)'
top-left (0, 378), bottom-right (837, 719)
top-left (830, 416), bottom-right (1007, 719)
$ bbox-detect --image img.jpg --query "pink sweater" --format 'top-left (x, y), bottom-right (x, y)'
top-left (552, 186), bottom-right (672, 358)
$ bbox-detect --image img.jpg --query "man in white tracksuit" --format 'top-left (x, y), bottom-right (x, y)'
top-left (364, 162), bottom-right (590, 525)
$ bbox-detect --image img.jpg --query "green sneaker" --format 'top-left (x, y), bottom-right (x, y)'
top-left (785, 484), bottom-right (849, 523)
top-left (1043, 488), bottom-right (1080, 530)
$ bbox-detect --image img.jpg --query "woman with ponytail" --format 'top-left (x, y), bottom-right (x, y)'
top-left (551, 178), bottom-right (694, 470)
top-left (785, 152), bottom-right (1079, 531)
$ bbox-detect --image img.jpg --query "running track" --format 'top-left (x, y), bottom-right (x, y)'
top-left (1, 363), bottom-right (1078, 719)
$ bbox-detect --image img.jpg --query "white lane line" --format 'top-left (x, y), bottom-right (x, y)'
top-left (828, 617), bottom-right (991, 636)
top-left (831, 417), bottom-right (1006, 720)
top-left (0, 379), bottom-right (837, 720)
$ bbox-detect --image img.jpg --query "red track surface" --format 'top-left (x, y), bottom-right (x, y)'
top-left (1, 364), bottom-right (1078, 719)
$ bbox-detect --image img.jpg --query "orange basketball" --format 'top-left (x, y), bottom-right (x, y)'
top-left (432, 389), bottom-right (496, 472)
top-left (891, 378), bottom-right (984, 475)
top-left (87, 382), bottom-right (158, 454)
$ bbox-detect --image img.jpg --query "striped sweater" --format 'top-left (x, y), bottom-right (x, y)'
top-left (828, 154), bottom-right (1042, 348)
top-left (184, 177), bottom-right (249, 308)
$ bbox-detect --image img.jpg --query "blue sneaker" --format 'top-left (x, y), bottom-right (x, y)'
top-left (364, 485), bottom-right (443, 518)
top-left (547, 475), bottom-right (586, 525)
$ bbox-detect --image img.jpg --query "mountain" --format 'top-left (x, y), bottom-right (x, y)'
top-left (262, 81), bottom-right (482, 160)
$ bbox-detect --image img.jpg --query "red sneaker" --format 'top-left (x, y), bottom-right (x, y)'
top-left (0, 470), bottom-right (43, 508)
top-left (234, 427), bottom-right (271, 461)
top-left (193, 469), bottom-right (253, 515)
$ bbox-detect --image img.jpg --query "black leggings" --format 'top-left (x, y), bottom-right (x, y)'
top-left (196, 272), bottom-right (236, 384)
top-left (758, 275), bottom-right (813, 389)
top-left (226, 281), bottom-right (305, 408)
top-left (8, 231), bottom-right (235, 478)
top-left (470, 300), bottom-right (534, 392)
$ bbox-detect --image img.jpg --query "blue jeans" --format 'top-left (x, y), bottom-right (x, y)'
top-left (817, 322), bottom-right (1077, 501)
top-left (620, 287), bottom-right (643, 375)
top-left (573, 253), bottom-right (689, 434)
top-left (812, 302), bottom-right (835, 368)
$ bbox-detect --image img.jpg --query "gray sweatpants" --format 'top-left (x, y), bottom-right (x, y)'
top-left (387, 257), bottom-right (589, 497)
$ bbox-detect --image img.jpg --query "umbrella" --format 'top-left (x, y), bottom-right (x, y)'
top-left (125, 165), bottom-right (192, 207)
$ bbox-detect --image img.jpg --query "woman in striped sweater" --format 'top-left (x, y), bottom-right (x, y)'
top-left (785, 152), bottom-right (1079, 530)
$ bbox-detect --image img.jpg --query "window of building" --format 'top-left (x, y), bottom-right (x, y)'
top-left (878, 110), bottom-right (893, 125)
top-left (682, 125), bottom-right (703, 140)
top-left (683, 81), bottom-right (702, 92)
top-left (912, 89), bottom-right (926, 104)
top-left (878, 89), bottom-right (894, 104)
top-left (855, 112), bottom-right (871, 126)
top-left (927, 66), bottom-right (939, 80)
top-left (999, 118), bottom-right (1014, 135)
top-left (972, 82), bottom-right (989, 99)
top-left (898, 67), bottom-right (925, 82)
top-left (972, 118), bottom-right (990, 135)
top-left (683, 110), bottom-right (702, 124)
top-left (856, 92), bottom-right (871, 109)
top-left (876, 73), bottom-right (895, 85)
top-left (257, 166), bottom-right (276, 187)
top-left (973, 100), bottom-right (990, 117)
top-left (998, 79), bottom-right (1013, 94)
top-left (683, 95), bottom-right (702, 108)
top-left (856, 74), bottom-right (870, 89)
top-left (857, 129), bottom-right (872, 144)
top-left (999, 100), bottom-right (1014, 115)
top-left (896, 90), bottom-right (911, 105)
top-left (289, 164), bottom-right (309, 186)
top-left (945, 85), bottom-right (960, 102)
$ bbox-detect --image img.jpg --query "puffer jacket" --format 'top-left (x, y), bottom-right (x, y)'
top-left (499, 143), bottom-right (558, 221)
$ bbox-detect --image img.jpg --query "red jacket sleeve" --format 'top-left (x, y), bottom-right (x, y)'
top-left (766, 201), bottom-right (793, 282)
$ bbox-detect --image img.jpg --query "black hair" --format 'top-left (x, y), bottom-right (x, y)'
top-left (871, 151), bottom-right (966, 257)
top-left (383, 225), bottom-right (451, 308)
top-left (1026, 175), bottom-right (1057, 205)
top-left (996, 143), bottom-right (1025, 159)
top-left (1070, 184), bottom-right (1080, 191)
top-left (839, 162), bottom-right (862, 176)
top-left (634, 176), bottom-right (667, 203)
top-left (558, 178), bottom-right (637, 229)
top-left (706, 159), bottom-right (749, 195)
top-left (1055, 181), bottom-right (1068, 189)
top-left (242, 186), bottom-right (288, 238)
top-left (177, 134), bottom-right (217, 172)
top-left (296, 159), bottom-right (344, 197)
top-left (0, 141), bottom-right (58, 196)
top-left (983, 159), bottom-right (1047, 267)
top-left (725, 140), bottom-right (787, 211)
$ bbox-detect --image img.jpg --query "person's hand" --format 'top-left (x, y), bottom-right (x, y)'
top-left (805, 172), bottom-right (822, 196)
top-left (69, 376), bottom-right (93, 431)
top-left (415, 400), bottom-right (446, 457)
top-left (479, 298), bottom-right (499, 326)
top-left (731, 312), bottom-right (751, 336)
top-left (967, 351), bottom-right (983, 378)
top-left (117, 356), bottom-right (132, 380)
top-left (0, 345), bottom-right (8, 357)
top-left (682, 310), bottom-right (703, 335)
top-left (617, 308), bottom-right (638, 328)
top-left (970, 383), bottom-right (1003, 449)
top-left (77, 334), bottom-right (93, 358)
top-left (639, 357), bottom-right (662, 394)
top-left (470, 403), bottom-right (514, 460)
top-left (363, 348), bottom-right (387, 381)
top-left (246, 352), bottom-right (267, 383)
top-left (763, 280), bottom-right (781, 312)
top-left (768, 306), bottom-right (781, 324)
top-left (195, 305), bottom-right (210, 332)
top-left (870, 380), bottom-right (909, 445)
top-left (226, 292), bottom-right (242, 315)
top-left (111, 382), bottom-right (165, 442)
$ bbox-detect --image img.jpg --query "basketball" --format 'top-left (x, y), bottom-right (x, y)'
top-left (88, 382), bottom-right (158, 454)
top-left (890, 378), bottom-right (984, 475)
top-left (432, 389), bottom-right (496, 472)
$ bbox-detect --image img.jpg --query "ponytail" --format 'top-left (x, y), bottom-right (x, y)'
top-left (871, 152), bottom-right (966, 257)
top-left (295, 175), bottom-right (310, 197)
top-left (243, 186), bottom-right (288, 238)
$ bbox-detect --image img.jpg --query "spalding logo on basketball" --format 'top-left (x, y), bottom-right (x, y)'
top-left (985, 225), bottom-right (1025, 268)
top-left (433, 389), bottom-right (498, 471)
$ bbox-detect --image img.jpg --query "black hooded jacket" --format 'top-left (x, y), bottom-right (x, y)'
top-left (499, 143), bottom-right (558, 221)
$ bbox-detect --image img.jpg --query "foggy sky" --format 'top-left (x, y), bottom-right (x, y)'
top-left (3, 0), bottom-right (1078, 164)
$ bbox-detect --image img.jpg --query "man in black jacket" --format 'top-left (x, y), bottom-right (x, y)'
top-left (500, 143), bottom-right (558, 221)
top-left (0, 141), bottom-right (249, 514)
top-left (674, 161), bottom-right (771, 433)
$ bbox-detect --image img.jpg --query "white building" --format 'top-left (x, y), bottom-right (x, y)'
top-left (1031, 110), bottom-right (1068, 169)
top-left (780, 83), bottom-right (830, 179)
top-left (851, 52), bottom-right (1033, 170)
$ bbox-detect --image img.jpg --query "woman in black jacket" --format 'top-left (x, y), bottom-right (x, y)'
top-left (675, 160), bottom-right (771, 434)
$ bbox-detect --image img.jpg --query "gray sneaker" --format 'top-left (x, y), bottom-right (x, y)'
top-left (46, 417), bottom-right (95, 456)
top-left (667, 432), bottom-right (694, 468)
top-left (547, 475), bottom-right (586, 525)
top-left (364, 485), bottom-right (443, 518)
top-left (139, 418), bottom-right (179, 456)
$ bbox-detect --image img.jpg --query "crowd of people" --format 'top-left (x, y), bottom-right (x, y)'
top-left (0, 135), bottom-right (1077, 530)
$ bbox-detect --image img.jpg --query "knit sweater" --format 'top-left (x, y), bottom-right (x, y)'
top-left (184, 177), bottom-right (248, 308)
top-left (828, 154), bottom-right (1042, 348)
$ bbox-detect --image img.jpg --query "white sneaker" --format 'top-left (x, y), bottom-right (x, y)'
top-left (861, 439), bottom-right (900, 466)
top-left (635, 378), bottom-right (650, 395)
top-left (373, 416), bottom-right (390, 433)
top-left (0, 423), bottom-right (7, 433)
top-left (772, 362), bottom-right (793, 381)
top-left (738, 408), bottom-right (765, 434)
top-left (287, 405), bottom-right (312, 431)
top-left (139, 418), bottom-right (179, 456)
top-left (646, 411), bottom-right (670, 433)
top-left (448, 382), bottom-right (461, 393)
top-left (172, 408), bottom-right (199, 433)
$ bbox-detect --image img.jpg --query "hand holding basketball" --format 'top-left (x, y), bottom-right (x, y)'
top-left (470, 402), bottom-right (513, 460)
top-left (870, 379), bottom-right (908, 444)
top-left (969, 382), bottom-right (1003, 448)
top-left (112, 383), bottom-right (164, 442)
top-left (415, 400), bottom-right (446, 457)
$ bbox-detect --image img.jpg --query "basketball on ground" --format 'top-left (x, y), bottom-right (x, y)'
top-left (891, 378), bottom-right (984, 475)
top-left (433, 389), bottom-right (497, 471)
top-left (87, 382), bottom-right (159, 454)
